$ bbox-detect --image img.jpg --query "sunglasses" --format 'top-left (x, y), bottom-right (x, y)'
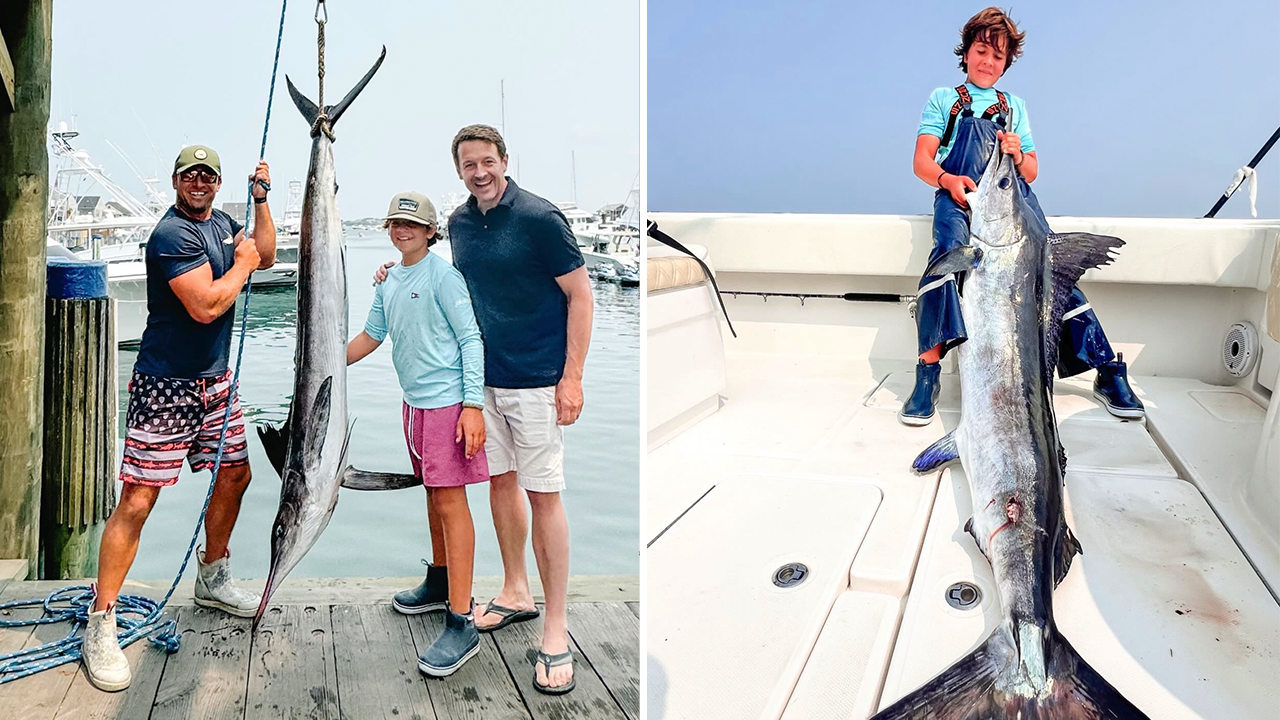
top-left (178, 169), bottom-right (220, 183)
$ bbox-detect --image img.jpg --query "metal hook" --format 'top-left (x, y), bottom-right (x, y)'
top-left (800, 296), bottom-right (806, 306)
top-left (315, 0), bottom-right (327, 24)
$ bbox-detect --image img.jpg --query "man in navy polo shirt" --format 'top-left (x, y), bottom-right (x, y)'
top-left (451, 125), bottom-right (593, 695)
top-left (377, 124), bottom-right (594, 694)
top-left (83, 145), bottom-right (276, 692)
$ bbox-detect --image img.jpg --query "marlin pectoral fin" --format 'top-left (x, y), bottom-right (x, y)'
top-left (911, 430), bottom-right (959, 473)
top-left (340, 466), bottom-right (421, 491)
top-left (303, 377), bottom-right (334, 462)
top-left (255, 419), bottom-right (290, 479)
top-left (922, 245), bottom-right (982, 279)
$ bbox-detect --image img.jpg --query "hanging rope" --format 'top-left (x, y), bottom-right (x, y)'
top-left (311, 0), bottom-right (335, 140)
top-left (0, 0), bottom-right (290, 684)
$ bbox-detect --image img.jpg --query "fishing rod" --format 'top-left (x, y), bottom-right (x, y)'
top-left (1205, 125), bottom-right (1280, 218)
top-left (721, 289), bottom-right (913, 306)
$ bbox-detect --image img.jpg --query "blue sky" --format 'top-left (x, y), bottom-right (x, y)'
top-left (51, 0), bottom-right (639, 219)
top-left (647, 1), bottom-right (1280, 219)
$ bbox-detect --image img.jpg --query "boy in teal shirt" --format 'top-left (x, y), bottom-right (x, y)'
top-left (347, 191), bottom-right (487, 677)
top-left (900, 7), bottom-right (1143, 426)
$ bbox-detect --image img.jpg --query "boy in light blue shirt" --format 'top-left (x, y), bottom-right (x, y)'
top-left (900, 7), bottom-right (1143, 426)
top-left (346, 191), bottom-right (486, 677)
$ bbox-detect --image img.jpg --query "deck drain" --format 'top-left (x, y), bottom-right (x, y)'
top-left (772, 563), bottom-right (809, 588)
top-left (946, 582), bottom-right (982, 610)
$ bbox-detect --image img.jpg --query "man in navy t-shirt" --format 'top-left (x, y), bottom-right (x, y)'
top-left (376, 124), bottom-right (593, 694)
top-left (83, 145), bottom-right (277, 692)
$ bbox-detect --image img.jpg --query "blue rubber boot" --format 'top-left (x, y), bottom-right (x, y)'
top-left (418, 605), bottom-right (481, 678)
top-left (899, 361), bottom-right (942, 426)
top-left (1092, 352), bottom-right (1145, 419)
top-left (392, 561), bottom-right (448, 615)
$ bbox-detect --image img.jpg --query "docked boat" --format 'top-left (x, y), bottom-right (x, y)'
top-left (645, 212), bottom-right (1280, 720)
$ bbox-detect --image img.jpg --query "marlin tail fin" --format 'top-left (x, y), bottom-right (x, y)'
top-left (870, 623), bottom-right (1149, 720)
top-left (286, 46), bottom-right (387, 135)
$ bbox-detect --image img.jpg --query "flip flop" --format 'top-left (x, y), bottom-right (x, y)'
top-left (475, 601), bottom-right (540, 633)
top-left (533, 649), bottom-right (575, 695)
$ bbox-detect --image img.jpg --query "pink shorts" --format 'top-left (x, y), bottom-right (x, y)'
top-left (402, 402), bottom-right (489, 488)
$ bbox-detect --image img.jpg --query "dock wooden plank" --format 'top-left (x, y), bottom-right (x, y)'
top-left (626, 602), bottom-right (639, 618)
top-left (149, 605), bottom-right (251, 720)
top-left (408, 612), bottom-right (530, 720)
top-left (491, 609), bottom-right (627, 720)
top-left (567, 603), bottom-right (639, 720)
top-left (329, 604), bottom-right (436, 720)
top-left (245, 604), bottom-right (339, 719)
top-left (52, 607), bottom-right (179, 720)
top-left (3, 608), bottom-right (81, 720)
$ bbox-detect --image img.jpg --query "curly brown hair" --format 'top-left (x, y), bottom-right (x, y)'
top-left (451, 124), bottom-right (508, 168)
top-left (955, 7), bottom-right (1025, 72)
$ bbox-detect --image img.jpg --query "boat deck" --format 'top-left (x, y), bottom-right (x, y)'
top-left (0, 574), bottom-right (638, 720)
top-left (646, 321), bottom-right (1279, 720)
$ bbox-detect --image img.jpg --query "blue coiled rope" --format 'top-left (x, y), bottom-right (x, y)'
top-left (0, 0), bottom-right (289, 684)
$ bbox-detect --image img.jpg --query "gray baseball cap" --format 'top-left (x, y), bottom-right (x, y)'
top-left (385, 191), bottom-right (437, 226)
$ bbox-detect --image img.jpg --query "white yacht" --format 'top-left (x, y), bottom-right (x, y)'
top-left (645, 212), bottom-right (1280, 720)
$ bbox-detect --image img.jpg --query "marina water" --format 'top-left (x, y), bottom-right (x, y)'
top-left (116, 233), bottom-right (639, 580)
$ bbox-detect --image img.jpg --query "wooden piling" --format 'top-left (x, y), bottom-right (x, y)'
top-left (0, 0), bottom-right (53, 578)
top-left (41, 261), bottom-right (116, 579)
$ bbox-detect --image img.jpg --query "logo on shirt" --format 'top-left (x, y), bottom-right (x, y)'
top-left (410, 292), bottom-right (420, 299)
top-left (223, 234), bottom-right (234, 244)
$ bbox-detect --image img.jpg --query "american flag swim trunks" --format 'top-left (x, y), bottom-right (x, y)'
top-left (119, 369), bottom-right (249, 486)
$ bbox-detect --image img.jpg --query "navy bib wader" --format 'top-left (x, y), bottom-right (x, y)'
top-left (915, 86), bottom-right (1114, 377)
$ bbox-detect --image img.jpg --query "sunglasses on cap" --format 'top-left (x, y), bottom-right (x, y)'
top-left (178, 168), bottom-right (220, 183)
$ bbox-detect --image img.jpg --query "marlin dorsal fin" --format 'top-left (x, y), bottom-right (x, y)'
top-left (1044, 232), bottom-right (1124, 382)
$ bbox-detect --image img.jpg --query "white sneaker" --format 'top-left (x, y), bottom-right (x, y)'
top-left (194, 548), bottom-right (262, 618)
top-left (83, 599), bottom-right (131, 692)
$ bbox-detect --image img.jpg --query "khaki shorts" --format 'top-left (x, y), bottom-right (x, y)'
top-left (483, 386), bottom-right (565, 493)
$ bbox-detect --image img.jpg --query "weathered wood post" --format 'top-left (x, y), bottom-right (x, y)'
top-left (42, 259), bottom-right (116, 579)
top-left (0, 0), bottom-right (53, 578)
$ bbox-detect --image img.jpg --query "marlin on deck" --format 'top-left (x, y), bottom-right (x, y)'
top-left (872, 146), bottom-right (1149, 720)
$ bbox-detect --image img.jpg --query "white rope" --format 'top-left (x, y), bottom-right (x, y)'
top-left (1224, 166), bottom-right (1258, 218)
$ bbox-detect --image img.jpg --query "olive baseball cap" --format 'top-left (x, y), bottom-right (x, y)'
top-left (173, 145), bottom-right (221, 176)
top-left (385, 191), bottom-right (437, 226)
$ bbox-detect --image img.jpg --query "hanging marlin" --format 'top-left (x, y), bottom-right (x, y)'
top-left (254, 46), bottom-right (418, 625)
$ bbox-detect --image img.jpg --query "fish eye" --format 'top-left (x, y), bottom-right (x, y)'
top-left (998, 177), bottom-right (1012, 190)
